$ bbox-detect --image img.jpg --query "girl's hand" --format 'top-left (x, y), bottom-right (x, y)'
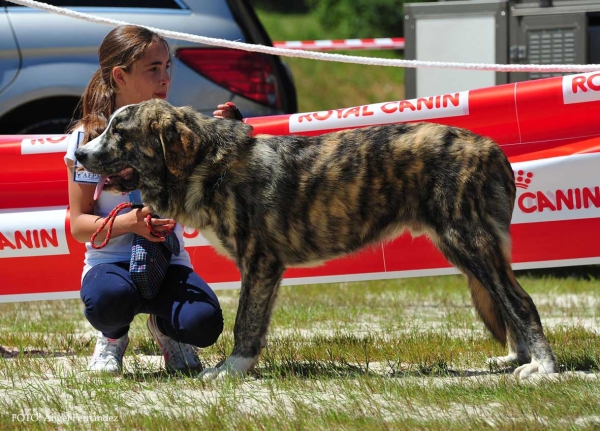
top-left (121, 206), bottom-right (176, 242)
top-left (213, 102), bottom-right (243, 120)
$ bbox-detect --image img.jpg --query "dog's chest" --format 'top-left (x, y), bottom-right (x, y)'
top-left (200, 226), bottom-right (232, 258)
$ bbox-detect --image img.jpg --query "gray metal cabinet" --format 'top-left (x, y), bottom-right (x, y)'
top-left (405, 0), bottom-right (600, 98)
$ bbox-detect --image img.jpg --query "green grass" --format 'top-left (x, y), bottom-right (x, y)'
top-left (256, 9), bottom-right (406, 112)
top-left (0, 270), bottom-right (599, 430)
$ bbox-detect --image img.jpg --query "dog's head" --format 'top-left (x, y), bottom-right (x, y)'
top-left (74, 98), bottom-right (253, 196)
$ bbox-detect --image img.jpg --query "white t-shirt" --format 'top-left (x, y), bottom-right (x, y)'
top-left (64, 125), bottom-right (192, 277)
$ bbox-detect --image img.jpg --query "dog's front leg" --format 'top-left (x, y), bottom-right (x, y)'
top-left (200, 255), bottom-right (285, 381)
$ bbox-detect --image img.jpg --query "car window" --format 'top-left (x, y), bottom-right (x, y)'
top-left (6, 0), bottom-right (186, 8)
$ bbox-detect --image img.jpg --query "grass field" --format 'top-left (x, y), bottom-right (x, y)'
top-left (256, 9), bottom-right (407, 112)
top-left (1, 269), bottom-right (599, 430)
top-left (1, 9), bottom-right (599, 431)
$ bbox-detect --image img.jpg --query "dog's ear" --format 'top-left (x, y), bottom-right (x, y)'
top-left (149, 101), bottom-right (254, 177)
top-left (151, 107), bottom-right (200, 178)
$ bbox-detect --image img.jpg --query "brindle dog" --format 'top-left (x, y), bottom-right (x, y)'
top-left (75, 98), bottom-right (557, 380)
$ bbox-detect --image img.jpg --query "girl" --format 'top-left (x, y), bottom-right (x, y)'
top-left (65, 25), bottom-right (238, 374)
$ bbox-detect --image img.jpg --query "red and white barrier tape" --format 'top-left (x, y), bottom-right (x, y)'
top-left (3, 71), bottom-right (600, 302)
top-left (273, 38), bottom-right (405, 51)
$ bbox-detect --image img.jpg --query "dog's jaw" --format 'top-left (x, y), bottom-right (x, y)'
top-left (93, 168), bottom-right (139, 199)
top-left (134, 175), bottom-right (179, 220)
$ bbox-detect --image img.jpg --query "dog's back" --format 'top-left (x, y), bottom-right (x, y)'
top-left (223, 122), bottom-right (515, 266)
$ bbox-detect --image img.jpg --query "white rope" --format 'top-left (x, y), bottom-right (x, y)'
top-left (7, 0), bottom-right (600, 73)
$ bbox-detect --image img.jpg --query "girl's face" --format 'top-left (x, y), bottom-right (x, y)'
top-left (113, 39), bottom-right (171, 108)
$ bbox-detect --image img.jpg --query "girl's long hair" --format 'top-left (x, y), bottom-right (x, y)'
top-left (70, 25), bottom-right (170, 143)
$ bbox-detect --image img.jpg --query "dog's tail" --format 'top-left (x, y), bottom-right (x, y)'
top-left (467, 275), bottom-right (507, 344)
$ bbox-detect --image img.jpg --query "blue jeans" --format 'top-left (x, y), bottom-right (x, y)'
top-left (81, 263), bottom-right (223, 347)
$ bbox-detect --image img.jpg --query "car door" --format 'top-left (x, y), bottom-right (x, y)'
top-left (0, 0), bottom-right (20, 95)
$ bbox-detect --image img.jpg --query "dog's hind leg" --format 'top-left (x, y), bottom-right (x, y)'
top-left (502, 269), bottom-right (557, 378)
top-left (430, 223), bottom-right (556, 378)
top-left (468, 275), bottom-right (530, 366)
top-left (200, 252), bottom-right (285, 381)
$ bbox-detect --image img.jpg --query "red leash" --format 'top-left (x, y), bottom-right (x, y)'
top-left (90, 202), bottom-right (174, 249)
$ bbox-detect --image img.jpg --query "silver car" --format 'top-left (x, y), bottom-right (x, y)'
top-left (0, 0), bottom-right (297, 134)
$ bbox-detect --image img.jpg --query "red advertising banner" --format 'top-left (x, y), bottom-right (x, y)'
top-left (2, 72), bottom-right (600, 302)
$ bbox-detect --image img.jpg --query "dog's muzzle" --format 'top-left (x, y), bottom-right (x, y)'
top-left (94, 168), bottom-right (139, 200)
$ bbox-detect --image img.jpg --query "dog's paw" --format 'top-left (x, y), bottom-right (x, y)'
top-left (513, 360), bottom-right (557, 379)
top-left (487, 353), bottom-right (528, 367)
top-left (198, 356), bottom-right (254, 381)
top-left (198, 366), bottom-right (246, 381)
top-left (198, 366), bottom-right (235, 381)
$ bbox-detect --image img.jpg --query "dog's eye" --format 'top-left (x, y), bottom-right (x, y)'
top-left (112, 123), bottom-right (125, 138)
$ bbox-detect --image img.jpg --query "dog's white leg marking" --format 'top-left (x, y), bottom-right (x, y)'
top-left (487, 354), bottom-right (520, 367)
top-left (488, 354), bottom-right (522, 367)
top-left (489, 338), bottom-right (557, 378)
top-left (488, 331), bottom-right (530, 367)
top-left (199, 356), bottom-right (255, 381)
top-left (513, 359), bottom-right (558, 379)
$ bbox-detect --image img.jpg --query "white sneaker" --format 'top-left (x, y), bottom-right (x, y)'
top-left (87, 332), bottom-right (129, 373)
top-left (147, 314), bottom-right (203, 373)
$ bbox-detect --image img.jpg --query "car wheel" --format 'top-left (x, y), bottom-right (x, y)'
top-left (0, 96), bottom-right (80, 135)
top-left (17, 117), bottom-right (74, 135)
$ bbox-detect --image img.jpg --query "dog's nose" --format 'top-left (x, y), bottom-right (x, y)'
top-left (74, 148), bottom-right (87, 164)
